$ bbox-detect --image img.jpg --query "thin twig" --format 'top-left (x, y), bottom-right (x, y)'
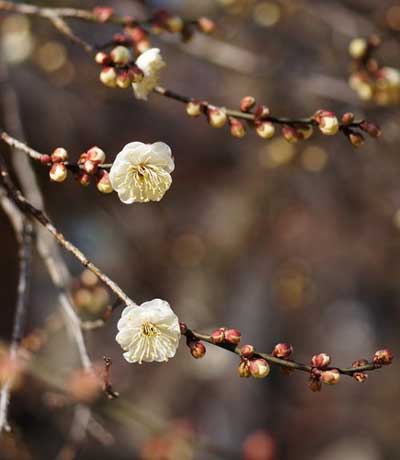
top-left (0, 219), bottom-right (33, 434)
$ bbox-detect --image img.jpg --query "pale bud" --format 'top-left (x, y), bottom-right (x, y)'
top-left (321, 369), bottom-right (340, 385)
top-left (83, 160), bottom-right (97, 174)
top-left (310, 353), bottom-right (331, 368)
top-left (110, 46), bottom-right (131, 65)
top-left (229, 118), bottom-right (246, 138)
top-left (256, 121), bottom-right (275, 139)
top-left (272, 343), bottom-right (293, 359)
top-left (255, 105), bottom-right (270, 120)
top-left (249, 359), bottom-right (270, 379)
top-left (208, 108), bottom-right (227, 128)
top-left (240, 96), bottom-right (256, 112)
top-left (348, 132), bottom-right (364, 147)
top-left (87, 146), bottom-right (106, 164)
top-left (78, 173), bottom-right (90, 187)
top-left (100, 67), bottom-right (117, 88)
top-left (166, 16), bottom-right (184, 33)
top-left (51, 147), bottom-right (68, 163)
top-left (282, 125), bottom-right (300, 144)
top-left (238, 360), bottom-right (251, 378)
top-left (297, 125), bottom-right (313, 140)
top-left (224, 328), bottom-right (241, 345)
top-left (49, 163), bottom-right (67, 182)
top-left (186, 100), bottom-right (202, 117)
top-left (116, 71), bottom-right (132, 89)
top-left (136, 39), bottom-right (152, 54)
top-left (349, 38), bottom-right (368, 59)
top-left (97, 171), bottom-right (113, 194)
top-left (95, 51), bottom-right (110, 65)
top-left (315, 111), bottom-right (339, 136)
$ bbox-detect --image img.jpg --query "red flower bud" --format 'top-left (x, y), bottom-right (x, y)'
top-left (240, 96), bottom-right (256, 113)
top-left (341, 112), bottom-right (355, 125)
top-left (373, 349), bottom-right (393, 365)
top-left (240, 344), bottom-right (255, 358)
top-left (40, 154), bottom-right (51, 165)
top-left (310, 353), bottom-right (331, 368)
top-left (179, 322), bottom-right (188, 335)
top-left (353, 372), bottom-right (368, 383)
top-left (255, 105), bottom-right (270, 120)
top-left (308, 375), bottom-right (322, 392)
top-left (224, 328), bottom-right (241, 345)
top-left (321, 369), bottom-right (340, 385)
top-left (272, 343), bottom-right (293, 359)
top-left (249, 359), bottom-right (270, 379)
top-left (210, 328), bottom-right (225, 344)
top-left (282, 125), bottom-right (300, 144)
top-left (229, 117), bottom-right (246, 138)
top-left (360, 121), bottom-right (381, 138)
top-left (190, 341), bottom-right (206, 359)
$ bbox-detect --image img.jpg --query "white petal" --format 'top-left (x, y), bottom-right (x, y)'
top-left (148, 142), bottom-right (175, 173)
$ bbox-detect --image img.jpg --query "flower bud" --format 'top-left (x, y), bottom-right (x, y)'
top-left (360, 121), bottom-right (381, 138)
top-left (256, 121), bottom-right (275, 139)
top-left (95, 51), bottom-right (110, 65)
top-left (197, 17), bottom-right (216, 34)
top-left (349, 38), bottom-right (368, 59)
top-left (190, 341), bottom-right (206, 359)
top-left (87, 146), bottom-right (106, 164)
top-left (49, 163), bottom-right (67, 182)
top-left (136, 39), bottom-right (152, 54)
top-left (321, 369), bottom-right (340, 385)
top-left (51, 147), bottom-right (68, 163)
top-left (240, 344), bottom-right (255, 358)
top-left (353, 372), bottom-right (368, 383)
top-left (282, 125), bottom-right (300, 144)
top-left (110, 46), bottom-right (131, 65)
top-left (83, 160), bottom-right (97, 174)
top-left (310, 353), bottom-right (331, 368)
top-left (100, 67), bottom-right (117, 88)
top-left (272, 343), bottom-right (293, 359)
top-left (208, 108), bottom-right (227, 128)
top-left (315, 110), bottom-right (339, 136)
top-left (348, 132), bottom-right (364, 147)
top-left (308, 375), bottom-right (322, 392)
top-left (224, 328), bottom-right (241, 345)
top-left (240, 96), bottom-right (256, 112)
top-left (40, 154), bottom-right (51, 165)
top-left (352, 358), bottom-right (368, 368)
top-left (93, 6), bottom-right (113, 23)
top-left (249, 359), bottom-right (270, 379)
top-left (97, 171), bottom-right (113, 194)
top-left (373, 349), bottom-right (393, 365)
top-left (186, 100), bottom-right (202, 117)
top-left (78, 173), bottom-right (90, 187)
top-left (341, 112), bottom-right (355, 125)
top-left (179, 322), bottom-right (188, 334)
top-left (229, 117), bottom-right (246, 138)
top-left (255, 105), bottom-right (270, 120)
top-left (238, 360), bottom-right (251, 378)
top-left (128, 66), bottom-right (144, 83)
top-left (297, 125), bottom-right (313, 140)
top-left (166, 16), bottom-right (184, 33)
top-left (210, 328), bottom-right (225, 344)
top-left (116, 71), bottom-right (132, 89)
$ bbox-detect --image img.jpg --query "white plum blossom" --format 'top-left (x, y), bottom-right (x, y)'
top-left (132, 48), bottom-right (166, 100)
top-left (109, 141), bottom-right (175, 203)
top-left (116, 299), bottom-right (181, 364)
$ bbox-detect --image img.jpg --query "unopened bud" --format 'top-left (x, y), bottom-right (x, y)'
top-left (51, 147), bottom-right (68, 163)
top-left (49, 163), bottom-right (67, 182)
top-left (40, 154), bottom-right (51, 165)
top-left (341, 112), bottom-right (355, 125)
top-left (190, 341), bottom-right (206, 359)
top-left (255, 105), bottom-right (270, 120)
top-left (240, 96), bottom-right (256, 112)
top-left (110, 46), bottom-right (131, 65)
top-left (97, 171), bottom-right (113, 194)
top-left (78, 173), bottom-right (90, 187)
top-left (208, 108), bottom-right (227, 128)
top-left (83, 160), bottom-right (97, 174)
top-left (282, 125), bottom-right (300, 144)
top-left (308, 375), bottom-right (322, 392)
top-left (314, 110), bottom-right (339, 136)
top-left (136, 39), bottom-right (152, 54)
top-left (272, 343), bottom-right (293, 359)
top-left (95, 51), bottom-right (110, 65)
top-left (100, 67), bottom-right (117, 88)
top-left (373, 349), bottom-right (393, 365)
top-left (310, 353), bottom-right (331, 368)
top-left (116, 71), bottom-right (132, 89)
top-left (297, 125), bottom-right (313, 140)
top-left (229, 118), bottom-right (246, 138)
top-left (352, 359), bottom-right (369, 368)
top-left (238, 360), bottom-right (251, 378)
top-left (87, 146), bottom-right (106, 164)
top-left (240, 344), bottom-right (255, 358)
top-left (353, 372), bottom-right (368, 383)
top-left (186, 100), bottom-right (202, 117)
top-left (249, 358), bottom-right (270, 379)
top-left (197, 17), bottom-right (216, 34)
top-left (349, 38), bottom-right (368, 59)
top-left (210, 328), bottom-right (225, 344)
top-left (224, 328), bottom-right (241, 345)
top-left (321, 369), bottom-right (340, 385)
top-left (348, 132), bottom-right (365, 147)
top-left (360, 121), bottom-right (381, 138)
top-left (256, 121), bottom-right (275, 139)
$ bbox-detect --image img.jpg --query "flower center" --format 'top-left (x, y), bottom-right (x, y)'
top-left (126, 163), bottom-right (172, 201)
top-left (141, 321), bottom-right (160, 337)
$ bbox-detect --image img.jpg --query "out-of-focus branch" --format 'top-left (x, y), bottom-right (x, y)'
top-left (0, 218), bottom-right (33, 434)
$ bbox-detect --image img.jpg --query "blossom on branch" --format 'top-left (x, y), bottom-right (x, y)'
top-left (132, 48), bottom-right (166, 100)
top-left (109, 141), bottom-right (175, 203)
top-left (116, 299), bottom-right (181, 364)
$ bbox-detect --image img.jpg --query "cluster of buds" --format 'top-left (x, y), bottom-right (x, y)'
top-left (77, 146), bottom-right (113, 193)
top-left (46, 147), bottom-right (69, 183)
top-left (238, 345), bottom-right (270, 379)
top-left (96, 44), bottom-right (144, 89)
top-left (348, 35), bottom-right (400, 105)
top-left (210, 327), bottom-right (242, 345)
top-left (308, 353), bottom-right (340, 391)
top-left (340, 112), bottom-right (381, 147)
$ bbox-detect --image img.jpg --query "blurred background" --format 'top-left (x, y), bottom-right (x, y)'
top-left (0, 0), bottom-right (399, 459)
